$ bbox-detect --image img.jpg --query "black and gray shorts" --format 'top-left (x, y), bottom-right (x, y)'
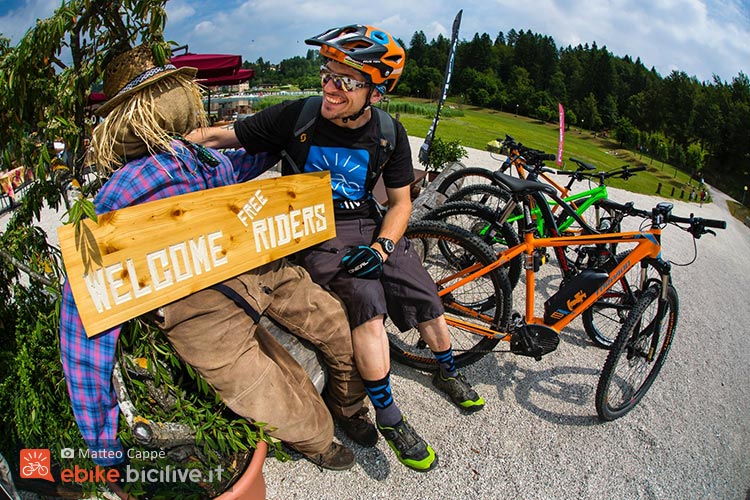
top-left (300, 217), bottom-right (444, 330)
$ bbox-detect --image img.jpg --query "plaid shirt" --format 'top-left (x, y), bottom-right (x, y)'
top-left (60, 142), bottom-right (273, 465)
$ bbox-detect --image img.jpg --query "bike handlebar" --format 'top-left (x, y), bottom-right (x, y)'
top-left (556, 164), bottom-right (645, 183)
top-left (626, 166), bottom-right (648, 174)
top-left (598, 199), bottom-right (727, 238)
top-left (497, 134), bottom-right (555, 164)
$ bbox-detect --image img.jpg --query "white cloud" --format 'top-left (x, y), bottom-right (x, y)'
top-left (2, 0), bottom-right (748, 82)
top-left (0, 0), bottom-right (59, 44)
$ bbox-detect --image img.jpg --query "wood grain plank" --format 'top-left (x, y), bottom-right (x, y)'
top-left (58, 172), bottom-right (335, 336)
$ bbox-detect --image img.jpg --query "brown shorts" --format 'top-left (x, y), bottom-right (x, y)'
top-left (155, 259), bottom-right (364, 455)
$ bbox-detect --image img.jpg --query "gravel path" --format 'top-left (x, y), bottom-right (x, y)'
top-left (4, 137), bottom-right (749, 500)
top-left (260, 137), bottom-right (750, 500)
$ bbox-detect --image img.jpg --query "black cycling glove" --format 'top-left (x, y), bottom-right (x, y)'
top-left (341, 245), bottom-right (383, 279)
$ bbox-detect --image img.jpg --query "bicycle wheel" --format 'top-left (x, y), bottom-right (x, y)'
top-left (435, 167), bottom-right (497, 197)
top-left (446, 184), bottom-right (514, 214)
top-left (387, 220), bottom-right (513, 371)
top-left (581, 251), bottom-right (645, 349)
top-left (422, 201), bottom-right (522, 289)
top-left (595, 283), bottom-right (679, 421)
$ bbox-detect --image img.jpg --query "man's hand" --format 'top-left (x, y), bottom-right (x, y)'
top-left (341, 245), bottom-right (383, 279)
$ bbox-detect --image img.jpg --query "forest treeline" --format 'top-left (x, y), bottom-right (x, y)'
top-left (246, 28), bottom-right (750, 201)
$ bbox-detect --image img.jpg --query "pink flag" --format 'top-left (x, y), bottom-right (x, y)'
top-left (556, 103), bottom-right (565, 167)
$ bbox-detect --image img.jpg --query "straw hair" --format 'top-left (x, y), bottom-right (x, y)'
top-left (96, 44), bottom-right (197, 117)
top-left (89, 72), bottom-right (208, 171)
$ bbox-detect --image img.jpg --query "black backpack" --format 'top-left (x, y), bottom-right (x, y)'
top-left (279, 96), bottom-right (397, 193)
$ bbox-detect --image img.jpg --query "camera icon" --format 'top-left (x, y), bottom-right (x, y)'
top-left (60, 448), bottom-right (75, 459)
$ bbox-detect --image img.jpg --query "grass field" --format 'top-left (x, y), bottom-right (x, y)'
top-left (390, 97), bottom-right (705, 202)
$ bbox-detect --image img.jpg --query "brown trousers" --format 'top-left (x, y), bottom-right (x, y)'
top-left (157, 259), bottom-right (364, 455)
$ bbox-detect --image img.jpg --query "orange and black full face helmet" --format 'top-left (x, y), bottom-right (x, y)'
top-left (305, 24), bottom-right (405, 93)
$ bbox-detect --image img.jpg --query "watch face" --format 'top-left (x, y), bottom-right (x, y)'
top-left (379, 238), bottom-right (395, 254)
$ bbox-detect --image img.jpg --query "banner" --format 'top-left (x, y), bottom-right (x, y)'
top-left (556, 103), bottom-right (565, 167)
top-left (418, 9), bottom-right (463, 165)
top-left (58, 172), bottom-right (335, 336)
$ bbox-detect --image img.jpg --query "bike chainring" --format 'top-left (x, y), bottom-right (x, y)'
top-left (510, 323), bottom-right (560, 360)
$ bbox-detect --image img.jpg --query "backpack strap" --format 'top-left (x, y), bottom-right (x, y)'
top-left (280, 96), bottom-right (322, 175)
top-left (209, 283), bottom-right (261, 323)
top-left (365, 107), bottom-right (397, 192)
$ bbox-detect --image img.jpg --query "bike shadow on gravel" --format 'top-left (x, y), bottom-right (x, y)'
top-left (392, 350), bottom-right (604, 428)
top-left (510, 363), bottom-right (603, 426)
top-left (485, 354), bottom-right (604, 426)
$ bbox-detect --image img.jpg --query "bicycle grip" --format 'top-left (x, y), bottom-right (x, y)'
top-left (669, 214), bottom-right (727, 230)
top-left (702, 218), bottom-right (727, 229)
top-left (627, 166), bottom-right (648, 173)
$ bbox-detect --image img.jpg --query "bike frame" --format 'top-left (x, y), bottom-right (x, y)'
top-left (436, 189), bottom-right (670, 342)
top-left (506, 182), bottom-right (609, 234)
top-left (440, 226), bottom-right (668, 341)
top-left (493, 146), bottom-right (612, 235)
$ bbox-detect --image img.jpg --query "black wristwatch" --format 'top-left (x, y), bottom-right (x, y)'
top-left (375, 237), bottom-right (395, 256)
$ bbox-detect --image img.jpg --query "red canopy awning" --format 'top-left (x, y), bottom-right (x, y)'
top-left (170, 52), bottom-right (255, 88)
top-left (198, 69), bottom-right (255, 87)
top-left (89, 51), bottom-right (254, 111)
top-left (170, 53), bottom-right (243, 78)
top-left (88, 92), bottom-right (107, 105)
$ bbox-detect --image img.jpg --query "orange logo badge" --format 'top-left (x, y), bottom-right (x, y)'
top-left (20, 449), bottom-right (54, 481)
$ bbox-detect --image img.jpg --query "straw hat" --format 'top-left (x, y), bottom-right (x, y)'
top-left (96, 45), bottom-right (197, 117)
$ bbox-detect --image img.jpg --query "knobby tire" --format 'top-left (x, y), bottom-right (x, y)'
top-left (595, 283), bottom-right (679, 420)
top-left (387, 220), bottom-right (513, 371)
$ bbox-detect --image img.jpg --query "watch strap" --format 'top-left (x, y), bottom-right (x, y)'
top-left (375, 237), bottom-right (395, 255)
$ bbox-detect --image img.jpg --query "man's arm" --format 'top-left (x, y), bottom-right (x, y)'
top-left (372, 185), bottom-right (412, 260)
top-left (186, 125), bottom-right (241, 149)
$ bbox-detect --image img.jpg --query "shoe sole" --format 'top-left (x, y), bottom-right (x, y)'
top-left (382, 438), bottom-right (438, 472)
top-left (458, 399), bottom-right (485, 413)
top-left (304, 453), bottom-right (356, 471)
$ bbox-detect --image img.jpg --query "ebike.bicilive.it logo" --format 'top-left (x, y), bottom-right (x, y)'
top-left (20, 448), bottom-right (224, 484)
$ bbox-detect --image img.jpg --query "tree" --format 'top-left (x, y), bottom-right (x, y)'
top-left (407, 30), bottom-right (429, 66)
top-left (508, 66), bottom-right (534, 115)
top-left (661, 70), bottom-right (698, 147)
top-left (580, 93), bottom-right (603, 131)
top-left (614, 117), bottom-right (638, 148)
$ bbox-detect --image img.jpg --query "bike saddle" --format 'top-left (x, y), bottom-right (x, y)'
top-left (491, 171), bottom-right (556, 196)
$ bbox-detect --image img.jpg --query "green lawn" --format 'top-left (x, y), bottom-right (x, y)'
top-left (392, 98), bottom-right (704, 202)
top-left (727, 199), bottom-right (750, 224)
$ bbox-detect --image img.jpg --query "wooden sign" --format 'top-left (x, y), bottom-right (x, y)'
top-left (58, 172), bottom-right (335, 336)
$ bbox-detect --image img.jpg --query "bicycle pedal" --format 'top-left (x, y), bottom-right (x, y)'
top-left (510, 324), bottom-right (560, 360)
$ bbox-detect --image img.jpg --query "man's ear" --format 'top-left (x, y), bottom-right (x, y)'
top-left (369, 88), bottom-right (383, 105)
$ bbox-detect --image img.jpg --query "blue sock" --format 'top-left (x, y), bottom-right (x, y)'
top-left (363, 373), bottom-right (402, 427)
top-left (432, 347), bottom-right (457, 378)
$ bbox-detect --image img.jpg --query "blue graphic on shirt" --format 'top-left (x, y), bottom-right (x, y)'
top-left (305, 145), bottom-right (369, 201)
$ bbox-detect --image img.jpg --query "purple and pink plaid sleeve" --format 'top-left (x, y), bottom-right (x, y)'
top-left (60, 143), bottom-right (264, 465)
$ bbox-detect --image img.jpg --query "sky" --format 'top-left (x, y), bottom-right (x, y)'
top-left (0, 0), bottom-right (748, 84)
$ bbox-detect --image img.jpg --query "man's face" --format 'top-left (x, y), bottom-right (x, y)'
top-left (319, 60), bottom-right (380, 124)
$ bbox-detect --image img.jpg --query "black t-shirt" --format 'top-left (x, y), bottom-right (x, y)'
top-left (234, 97), bottom-right (414, 219)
